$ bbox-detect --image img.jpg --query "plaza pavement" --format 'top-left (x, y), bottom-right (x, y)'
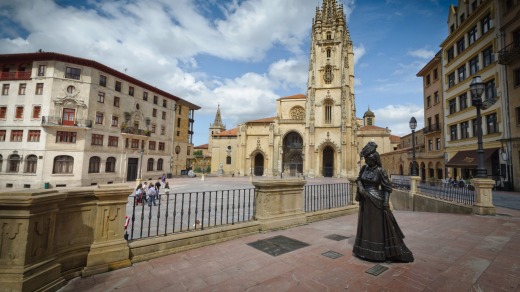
top-left (56, 176), bottom-right (520, 291)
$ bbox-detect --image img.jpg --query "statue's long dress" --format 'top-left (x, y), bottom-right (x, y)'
top-left (353, 165), bottom-right (414, 262)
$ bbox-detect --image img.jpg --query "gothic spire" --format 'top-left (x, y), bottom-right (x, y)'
top-left (211, 104), bottom-right (225, 129)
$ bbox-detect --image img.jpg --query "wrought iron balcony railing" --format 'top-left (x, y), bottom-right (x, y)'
top-left (498, 41), bottom-right (520, 65)
top-left (41, 116), bottom-right (92, 128)
top-left (423, 123), bottom-right (442, 134)
top-left (121, 127), bottom-right (151, 137)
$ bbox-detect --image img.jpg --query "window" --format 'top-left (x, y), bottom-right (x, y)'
top-left (152, 108), bottom-right (157, 117)
top-left (106, 157), bottom-right (116, 172)
top-left (97, 92), bottom-right (105, 103)
top-left (447, 46), bottom-right (455, 62)
top-left (324, 100), bottom-right (332, 124)
top-left (56, 131), bottom-right (77, 143)
top-left (157, 158), bottom-right (163, 171)
top-left (38, 65), bottom-right (46, 76)
top-left (162, 99), bottom-right (167, 108)
top-left (158, 142), bottom-right (165, 151)
top-left (53, 155), bottom-right (73, 174)
top-left (459, 93), bottom-right (468, 110)
top-left (151, 124), bottom-right (156, 133)
top-left (153, 95), bottom-right (158, 104)
top-left (226, 156), bottom-right (232, 165)
top-left (428, 139), bottom-right (433, 151)
top-left (472, 118), bottom-right (478, 137)
top-left (131, 139), bottom-right (139, 148)
top-left (2, 84), bottom-right (9, 95)
top-left (115, 81), bottom-right (121, 92)
top-left (147, 158), bottom-right (154, 171)
top-left (19, 83), bottom-right (26, 95)
top-left (10, 130), bottom-right (23, 141)
top-left (486, 113), bottom-right (498, 134)
top-left (471, 1), bottom-right (477, 12)
top-left (326, 48), bottom-right (331, 58)
top-left (129, 86), bottom-right (134, 96)
top-left (108, 136), bottom-right (118, 147)
top-left (111, 116), bottom-right (119, 127)
top-left (8, 154), bottom-right (20, 173)
top-left (324, 65), bottom-right (333, 84)
top-left (327, 32), bottom-right (331, 40)
top-left (450, 24), bottom-right (455, 34)
top-left (426, 74), bottom-right (431, 86)
top-left (67, 86), bottom-right (75, 94)
top-left (481, 13), bottom-right (492, 35)
top-left (434, 91), bottom-right (439, 104)
top-left (28, 130), bottom-right (40, 142)
top-left (448, 72), bottom-right (455, 88)
top-left (113, 96), bottom-right (120, 107)
top-left (176, 131), bottom-right (180, 136)
top-left (65, 67), bottom-right (81, 80)
top-left (427, 96), bottom-right (431, 107)
top-left (449, 99), bottom-right (457, 114)
top-left (485, 79), bottom-right (496, 100)
top-left (514, 68), bottom-right (520, 87)
top-left (96, 112), bottom-right (104, 124)
top-left (100, 75), bottom-right (107, 87)
top-left (162, 111), bottom-right (166, 120)
top-left (32, 106), bottom-right (41, 119)
top-left (24, 155), bottom-right (37, 173)
top-left (469, 56), bottom-right (479, 75)
top-left (91, 134), bottom-right (103, 145)
top-left (143, 92), bottom-right (148, 101)
top-left (0, 107), bottom-right (6, 119)
top-left (468, 26), bottom-right (477, 45)
top-left (436, 138), bottom-right (441, 150)
top-left (450, 125), bottom-right (458, 141)
top-left (433, 68), bottom-right (438, 80)
top-left (35, 83), bottom-right (43, 95)
top-left (178, 105), bottom-right (182, 114)
top-left (88, 156), bottom-right (101, 173)
top-left (516, 107), bottom-right (520, 125)
top-left (461, 121), bottom-right (470, 139)
top-left (149, 141), bottom-right (156, 150)
top-left (456, 37), bottom-right (465, 54)
top-left (458, 65), bottom-right (466, 82)
top-left (460, 13), bottom-right (465, 23)
top-left (177, 117), bottom-right (181, 127)
top-left (160, 126), bottom-right (165, 135)
top-left (15, 106), bottom-right (23, 119)
top-left (482, 46), bottom-right (494, 67)
top-left (0, 130), bottom-right (5, 141)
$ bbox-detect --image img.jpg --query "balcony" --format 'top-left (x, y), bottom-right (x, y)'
top-left (0, 71), bottom-right (31, 81)
top-left (423, 123), bottom-right (442, 135)
top-left (498, 41), bottom-right (520, 65)
top-left (121, 127), bottom-right (151, 137)
top-left (41, 116), bottom-right (92, 128)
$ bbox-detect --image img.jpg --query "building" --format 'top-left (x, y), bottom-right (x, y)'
top-left (440, 0), bottom-right (506, 183)
top-left (497, 0), bottom-right (520, 191)
top-left (0, 52), bottom-right (200, 189)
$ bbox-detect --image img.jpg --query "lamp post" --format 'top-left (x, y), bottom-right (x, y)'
top-left (250, 153), bottom-right (253, 182)
top-left (201, 155), bottom-right (206, 181)
top-left (409, 117), bottom-right (418, 176)
top-left (138, 148), bottom-right (145, 181)
top-left (470, 75), bottom-right (487, 178)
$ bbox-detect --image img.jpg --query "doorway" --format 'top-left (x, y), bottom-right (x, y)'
top-left (127, 158), bottom-right (138, 181)
top-left (323, 146), bottom-right (334, 177)
top-left (254, 153), bottom-right (264, 176)
top-left (62, 108), bottom-right (75, 126)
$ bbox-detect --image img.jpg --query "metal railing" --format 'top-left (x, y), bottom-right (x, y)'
top-left (391, 176), bottom-right (411, 191)
top-left (127, 188), bottom-right (255, 240)
top-left (417, 181), bottom-right (475, 205)
top-left (498, 41), bottom-right (520, 65)
top-left (41, 116), bottom-right (92, 128)
top-left (423, 123), bottom-right (442, 134)
top-left (304, 183), bottom-right (350, 212)
top-left (121, 127), bottom-right (151, 136)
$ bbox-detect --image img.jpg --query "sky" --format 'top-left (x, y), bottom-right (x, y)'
top-left (0, 0), bottom-right (456, 146)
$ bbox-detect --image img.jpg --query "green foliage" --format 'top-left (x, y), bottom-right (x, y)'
top-left (193, 150), bottom-right (203, 156)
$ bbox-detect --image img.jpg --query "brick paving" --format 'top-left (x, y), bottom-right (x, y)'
top-left (59, 179), bottom-right (520, 292)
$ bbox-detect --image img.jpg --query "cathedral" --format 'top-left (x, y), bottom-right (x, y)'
top-left (207, 0), bottom-right (395, 178)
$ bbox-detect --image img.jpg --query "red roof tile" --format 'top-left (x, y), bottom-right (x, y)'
top-left (278, 94), bottom-right (306, 100)
top-left (194, 144), bottom-right (208, 149)
top-left (247, 117), bottom-right (277, 123)
top-left (215, 128), bottom-right (238, 137)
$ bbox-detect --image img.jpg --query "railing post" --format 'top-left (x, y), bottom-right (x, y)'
top-left (252, 179), bottom-right (307, 231)
top-left (347, 176), bottom-right (357, 205)
top-left (472, 178), bottom-right (496, 215)
top-left (409, 176), bottom-right (421, 196)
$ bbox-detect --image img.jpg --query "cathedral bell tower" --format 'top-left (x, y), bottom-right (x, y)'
top-left (305, 0), bottom-right (358, 177)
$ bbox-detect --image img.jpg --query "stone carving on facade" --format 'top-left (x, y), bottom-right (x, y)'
top-left (30, 217), bottom-right (50, 260)
top-left (52, 85), bottom-right (88, 120)
top-left (0, 222), bottom-right (21, 262)
top-left (290, 106), bottom-right (305, 120)
top-left (102, 207), bottom-right (121, 240)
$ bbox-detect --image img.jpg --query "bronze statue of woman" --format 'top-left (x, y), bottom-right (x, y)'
top-left (353, 141), bottom-right (414, 262)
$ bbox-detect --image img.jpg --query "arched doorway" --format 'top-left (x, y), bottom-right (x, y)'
top-left (282, 132), bottom-right (303, 177)
top-left (254, 153), bottom-right (264, 176)
top-left (322, 146), bottom-right (334, 177)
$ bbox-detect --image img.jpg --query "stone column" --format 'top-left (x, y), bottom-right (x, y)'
top-left (472, 178), bottom-right (496, 215)
top-left (82, 184), bottom-right (133, 277)
top-left (409, 176), bottom-right (421, 196)
top-left (252, 179), bottom-right (307, 231)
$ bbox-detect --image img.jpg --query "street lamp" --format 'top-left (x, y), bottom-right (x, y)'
top-left (470, 75), bottom-right (487, 178)
top-left (409, 116), bottom-right (418, 176)
top-left (138, 148), bottom-right (145, 180)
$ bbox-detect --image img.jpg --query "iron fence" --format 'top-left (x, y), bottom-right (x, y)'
top-left (127, 188), bottom-right (255, 240)
top-left (417, 181), bottom-right (475, 205)
top-left (304, 183), bottom-right (351, 212)
top-left (391, 176), bottom-right (411, 191)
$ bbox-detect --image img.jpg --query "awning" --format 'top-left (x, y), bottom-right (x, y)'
top-left (445, 148), bottom-right (499, 168)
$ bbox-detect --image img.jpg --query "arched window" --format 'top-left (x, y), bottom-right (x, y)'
top-left (290, 106), bottom-right (305, 120)
top-left (226, 156), bottom-right (231, 165)
top-left (8, 154), bottom-right (20, 173)
top-left (0, 154), bottom-right (3, 173)
top-left (53, 156), bottom-right (73, 174)
top-left (106, 157), bottom-right (116, 173)
top-left (157, 158), bottom-right (163, 171)
top-left (326, 32), bottom-right (332, 40)
top-left (88, 156), bottom-right (100, 173)
top-left (326, 48), bottom-right (331, 58)
top-left (324, 65), bottom-right (333, 84)
top-left (367, 117), bottom-right (373, 125)
top-left (24, 155), bottom-right (37, 173)
top-left (324, 99), bottom-right (333, 124)
top-left (147, 158), bottom-right (154, 171)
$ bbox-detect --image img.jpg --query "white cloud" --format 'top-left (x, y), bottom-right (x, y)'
top-left (268, 58), bottom-right (308, 90)
top-left (407, 48), bottom-right (435, 59)
top-left (373, 104), bottom-right (424, 136)
top-left (353, 44), bottom-right (366, 65)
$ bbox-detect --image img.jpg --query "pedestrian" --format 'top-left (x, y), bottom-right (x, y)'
top-left (162, 182), bottom-right (170, 202)
top-left (155, 178), bottom-right (161, 200)
top-left (135, 184), bottom-right (143, 206)
top-left (161, 173), bottom-right (166, 184)
top-left (147, 185), bottom-right (157, 206)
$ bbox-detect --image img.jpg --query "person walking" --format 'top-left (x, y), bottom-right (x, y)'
top-left (147, 185), bottom-right (157, 206)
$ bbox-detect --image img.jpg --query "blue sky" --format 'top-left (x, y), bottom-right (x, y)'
top-left (0, 0), bottom-right (455, 146)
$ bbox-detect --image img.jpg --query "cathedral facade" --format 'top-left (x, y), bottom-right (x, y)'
top-left (208, 0), bottom-right (359, 178)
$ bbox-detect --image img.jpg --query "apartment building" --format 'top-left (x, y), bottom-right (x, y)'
top-left (497, 0), bottom-right (520, 191)
top-left (440, 0), bottom-right (506, 183)
top-left (417, 51), bottom-right (446, 180)
top-left (0, 52), bottom-right (200, 189)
